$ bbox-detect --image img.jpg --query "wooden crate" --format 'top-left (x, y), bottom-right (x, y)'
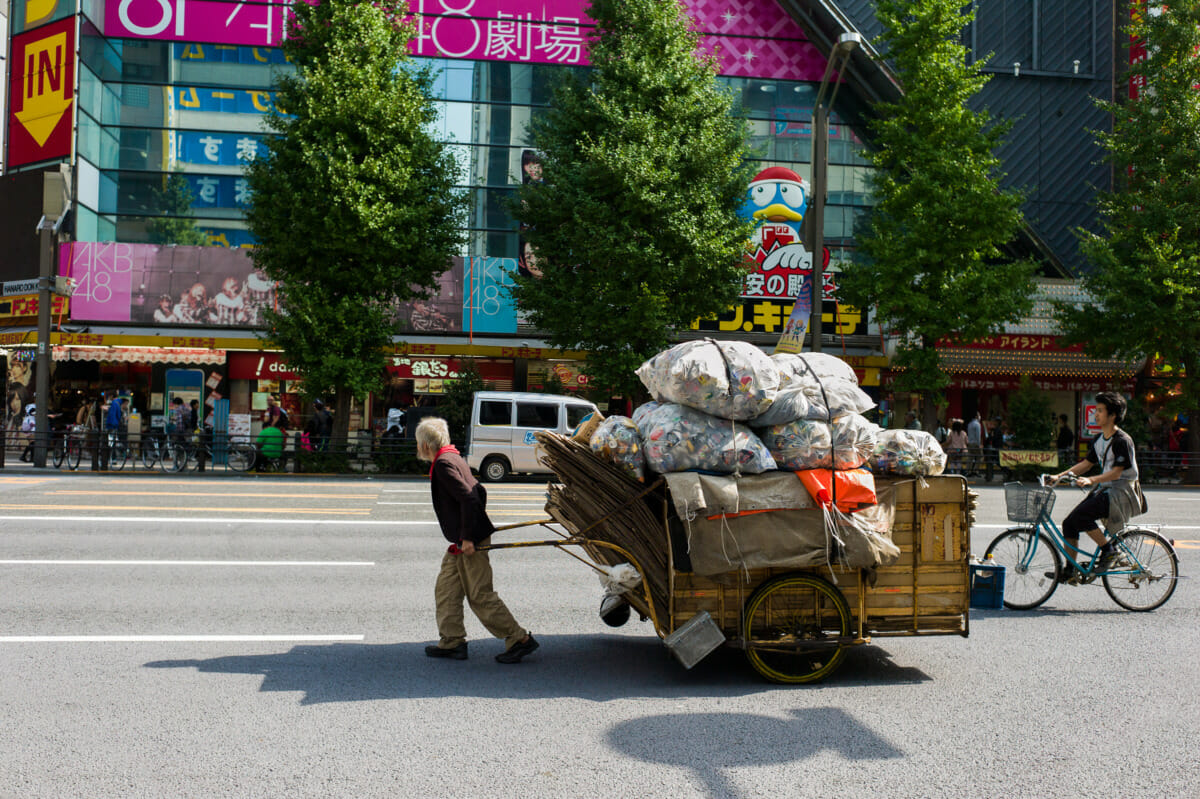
top-left (666, 475), bottom-right (970, 640)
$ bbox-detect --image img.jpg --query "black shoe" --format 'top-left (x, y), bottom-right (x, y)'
top-left (495, 634), bottom-right (539, 664)
top-left (1046, 562), bottom-right (1079, 584)
top-left (425, 642), bottom-right (468, 660)
top-left (1095, 548), bottom-right (1119, 573)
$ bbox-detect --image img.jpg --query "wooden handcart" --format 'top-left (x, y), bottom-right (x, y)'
top-left (483, 432), bottom-right (974, 684)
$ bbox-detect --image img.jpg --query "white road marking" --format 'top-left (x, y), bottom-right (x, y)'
top-left (0, 560), bottom-right (375, 567)
top-left (0, 635), bottom-right (365, 643)
top-left (0, 515), bottom-right (432, 526)
top-left (375, 502), bottom-right (537, 507)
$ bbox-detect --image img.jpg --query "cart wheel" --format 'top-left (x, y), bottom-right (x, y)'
top-left (743, 572), bottom-right (852, 685)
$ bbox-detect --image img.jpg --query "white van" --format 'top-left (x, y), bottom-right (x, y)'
top-left (466, 391), bottom-right (599, 481)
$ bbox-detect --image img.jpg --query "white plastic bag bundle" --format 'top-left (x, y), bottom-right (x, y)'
top-left (637, 403), bottom-right (776, 475)
top-left (635, 339), bottom-right (779, 421)
top-left (752, 378), bottom-right (874, 426)
top-left (772, 352), bottom-right (859, 385)
top-left (760, 413), bottom-right (878, 470)
top-left (870, 429), bottom-right (947, 476)
top-left (631, 401), bottom-right (661, 429)
top-left (589, 416), bottom-right (645, 481)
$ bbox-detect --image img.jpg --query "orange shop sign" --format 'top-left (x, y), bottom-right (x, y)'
top-left (7, 16), bottom-right (76, 169)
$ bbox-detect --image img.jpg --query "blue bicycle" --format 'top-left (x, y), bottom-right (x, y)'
top-left (984, 476), bottom-right (1178, 611)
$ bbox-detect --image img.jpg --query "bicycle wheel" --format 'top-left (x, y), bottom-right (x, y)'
top-left (1103, 529), bottom-right (1179, 612)
top-left (226, 443), bottom-right (256, 473)
top-left (140, 437), bottom-right (161, 470)
top-left (743, 572), bottom-right (852, 684)
top-left (52, 438), bottom-right (65, 468)
top-left (66, 438), bottom-right (82, 470)
top-left (985, 527), bottom-right (1062, 610)
top-left (108, 439), bottom-right (129, 471)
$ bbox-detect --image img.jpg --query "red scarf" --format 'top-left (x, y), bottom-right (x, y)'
top-left (429, 444), bottom-right (460, 477)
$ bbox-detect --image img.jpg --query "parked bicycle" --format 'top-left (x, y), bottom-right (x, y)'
top-left (160, 430), bottom-right (255, 473)
top-left (104, 429), bottom-right (131, 471)
top-left (51, 425), bottom-right (86, 470)
top-left (985, 474), bottom-right (1179, 611)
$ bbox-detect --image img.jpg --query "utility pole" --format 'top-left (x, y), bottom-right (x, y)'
top-left (33, 165), bottom-right (72, 468)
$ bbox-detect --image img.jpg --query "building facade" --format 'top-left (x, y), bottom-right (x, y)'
top-left (1, 0), bottom-right (1134, 443)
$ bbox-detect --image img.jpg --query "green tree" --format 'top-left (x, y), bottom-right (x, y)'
top-left (513, 0), bottom-right (755, 398)
top-left (440, 360), bottom-right (485, 444)
top-left (243, 0), bottom-right (465, 441)
top-left (1007, 375), bottom-right (1053, 449)
top-left (1058, 4), bottom-right (1200, 478)
top-left (147, 172), bottom-right (209, 246)
top-left (836, 0), bottom-right (1037, 430)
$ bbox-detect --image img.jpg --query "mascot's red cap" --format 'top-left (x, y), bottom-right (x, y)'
top-left (749, 166), bottom-right (804, 186)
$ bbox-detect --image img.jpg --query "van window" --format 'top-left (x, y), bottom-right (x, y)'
top-left (516, 402), bottom-right (559, 428)
top-left (566, 404), bottom-right (593, 428)
top-left (478, 400), bottom-right (512, 425)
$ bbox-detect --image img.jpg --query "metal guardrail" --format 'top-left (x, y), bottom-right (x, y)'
top-left (0, 428), bottom-right (425, 475)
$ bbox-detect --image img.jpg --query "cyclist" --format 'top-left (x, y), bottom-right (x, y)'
top-left (1049, 391), bottom-right (1146, 582)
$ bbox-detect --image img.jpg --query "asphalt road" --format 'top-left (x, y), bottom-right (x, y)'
top-left (0, 473), bottom-right (1196, 798)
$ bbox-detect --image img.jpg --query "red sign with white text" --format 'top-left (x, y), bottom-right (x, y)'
top-left (7, 16), bottom-right (76, 169)
top-left (227, 351), bottom-right (301, 381)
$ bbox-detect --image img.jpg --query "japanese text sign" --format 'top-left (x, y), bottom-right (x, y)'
top-left (102, 0), bottom-right (825, 81)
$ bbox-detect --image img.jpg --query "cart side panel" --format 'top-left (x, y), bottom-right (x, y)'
top-left (865, 476), bottom-right (969, 635)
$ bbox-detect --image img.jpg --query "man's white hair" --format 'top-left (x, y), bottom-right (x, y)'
top-left (416, 417), bottom-right (451, 452)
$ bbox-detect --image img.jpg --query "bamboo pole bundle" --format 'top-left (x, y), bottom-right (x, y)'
top-left (535, 432), bottom-right (671, 617)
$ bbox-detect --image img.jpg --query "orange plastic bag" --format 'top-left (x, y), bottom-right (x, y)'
top-left (795, 469), bottom-right (877, 512)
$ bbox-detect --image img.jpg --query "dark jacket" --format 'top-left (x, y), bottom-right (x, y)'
top-left (430, 451), bottom-right (496, 545)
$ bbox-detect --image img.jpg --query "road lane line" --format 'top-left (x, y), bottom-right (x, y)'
top-left (49, 491), bottom-right (378, 499)
top-left (0, 515), bottom-right (432, 525)
top-left (0, 504), bottom-right (370, 514)
top-left (0, 560), bottom-right (376, 567)
top-left (375, 502), bottom-right (536, 507)
top-left (0, 635), bottom-right (365, 643)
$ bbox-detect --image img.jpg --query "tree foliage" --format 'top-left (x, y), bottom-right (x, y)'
top-left (836, 0), bottom-right (1037, 424)
top-left (1058, 3), bottom-right (1200, 471)
top-left (512, 0), bottom-right (755, 398)
top-left (1007, 375), bottom-right (1053, 449)
top-left (244, 0), bottom-right (465, 437)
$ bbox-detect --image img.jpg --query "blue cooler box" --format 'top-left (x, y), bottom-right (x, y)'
top-left (970, 563), bottom-right (1006, 609)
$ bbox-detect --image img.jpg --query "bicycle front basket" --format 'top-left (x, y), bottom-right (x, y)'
top-left (1004, 483), bottom-right (1055, 523)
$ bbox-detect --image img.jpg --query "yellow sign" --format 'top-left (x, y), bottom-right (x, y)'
top-left (26, 0), bottom-right (59, 28)
top-left (999, 451), bottom-right (1060, 468)
top-left (15, 28), bottom-right (72, 147)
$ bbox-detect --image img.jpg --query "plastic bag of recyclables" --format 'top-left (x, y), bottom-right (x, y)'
top-left (752, 353), bottom-right (875, 427)
top-left (759, 413), bottom-right (879, 471)
top-left (588, 416), bottom-right (646, 481)
top-left (636, 402), bottom-right (776, 475)
top-left (870, 429), bottom-right (947, 476)
top-left (635, 339), bottom-right (780, 421)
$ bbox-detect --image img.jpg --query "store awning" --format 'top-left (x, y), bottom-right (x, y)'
top-left (936, 347), bottom-right (1145, 380)
top-left (53, 346), bottom-right (226, 365)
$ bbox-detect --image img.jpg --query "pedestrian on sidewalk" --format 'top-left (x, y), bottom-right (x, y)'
top-left (416, 416), bottom-right (538, 664)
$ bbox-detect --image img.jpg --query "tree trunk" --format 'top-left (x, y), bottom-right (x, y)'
top-left (333, 386), bottom-right (354, 450)
top-left (922, 400), bottom-right (939, 435)
top-left (1188, 406), bottom-right (1200, 486)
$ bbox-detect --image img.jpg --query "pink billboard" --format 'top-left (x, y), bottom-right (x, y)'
top-left (103, 0), bottom-right (826, 81)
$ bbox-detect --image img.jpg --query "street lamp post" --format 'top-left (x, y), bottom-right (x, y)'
top-left (809, 32), bottom-right (861, 353)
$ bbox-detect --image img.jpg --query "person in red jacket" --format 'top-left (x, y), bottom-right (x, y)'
top-left (416, 417), bottom-right (538, 663)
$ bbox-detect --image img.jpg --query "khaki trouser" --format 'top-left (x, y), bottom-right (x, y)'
top-left (434, 536), bottom-right (525, 650)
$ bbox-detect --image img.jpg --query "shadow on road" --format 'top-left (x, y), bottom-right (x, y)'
top-left (144, 634), bottom-right (932, 705)
top-left (606, 707), bottom-right (904, 798)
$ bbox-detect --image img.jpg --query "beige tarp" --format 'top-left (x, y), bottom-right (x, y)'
top-left (664, 471), bottom-right (900, 577)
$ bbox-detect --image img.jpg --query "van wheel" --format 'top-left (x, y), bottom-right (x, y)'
top-left (480, 456), bottom-right (510, 482)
